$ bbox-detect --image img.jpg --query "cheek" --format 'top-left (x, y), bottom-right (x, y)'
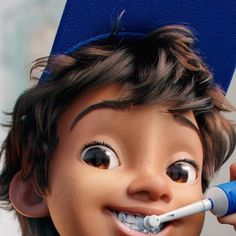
top-left (180, 213), bottom-right (205, 236)
top-left (172, 181), bottom-right (204, 235)
top-left (177, 186), bottom-right (203, 212)
top-left (46, 156), bottom-right (123, 234)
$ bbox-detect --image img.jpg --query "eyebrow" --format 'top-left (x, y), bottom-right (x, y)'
top-left (70, 101), bottom-right (124, 131)
top-left (70, 103), bottom-right (202, 141)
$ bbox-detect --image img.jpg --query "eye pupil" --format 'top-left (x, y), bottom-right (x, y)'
top-left (83, 147), bottom-right (110, 169)
top-left (167, 164), bottom-right (188, 183)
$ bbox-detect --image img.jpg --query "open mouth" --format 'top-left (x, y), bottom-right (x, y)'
top-left (111, 209), bottom-right (167, 234)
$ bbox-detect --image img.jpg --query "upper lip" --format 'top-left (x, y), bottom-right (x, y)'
top-left (108, 206), bottom-right (166, 217)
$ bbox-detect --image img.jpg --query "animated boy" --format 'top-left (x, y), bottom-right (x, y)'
top-left (0, 1), bottom-right (236, 235)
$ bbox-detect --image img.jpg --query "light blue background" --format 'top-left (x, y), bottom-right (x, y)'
top-left (0, 1), bottom-right (235, 235)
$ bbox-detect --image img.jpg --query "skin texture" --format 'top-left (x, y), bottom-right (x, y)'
top-left (45, 85), bottom-right (205, 236)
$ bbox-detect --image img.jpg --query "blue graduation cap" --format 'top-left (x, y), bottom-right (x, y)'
top-left (41, 0), bottom-right (236, 92)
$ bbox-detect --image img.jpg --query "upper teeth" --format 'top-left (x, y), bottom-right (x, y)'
top-left (112, 210), bottom-right (164, 234)
top-left (116, 211), bottom-right (144, 225)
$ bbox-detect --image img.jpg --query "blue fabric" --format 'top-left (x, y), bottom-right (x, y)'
top-left (41, 0), bottom-right (236, 92)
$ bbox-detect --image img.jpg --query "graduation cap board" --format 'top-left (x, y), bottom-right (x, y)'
top-left (40, 0), bottom-right (236, 92)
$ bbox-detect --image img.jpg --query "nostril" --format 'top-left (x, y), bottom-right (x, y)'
top-left (128, 190), bottom-right (156, 201)
top-left (160, 194), bottom-right (171, 203)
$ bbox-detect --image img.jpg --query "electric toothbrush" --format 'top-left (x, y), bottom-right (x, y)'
top-left (143, 181), bottom-right (236, 231)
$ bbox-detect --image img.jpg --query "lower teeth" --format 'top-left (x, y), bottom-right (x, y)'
top-left (122, 221), bottom-right (164, 234)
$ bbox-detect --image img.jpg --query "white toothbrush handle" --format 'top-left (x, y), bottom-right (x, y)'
top-left (144, 199), bottom-right (212, 228)
top-left (158, 199), bottom-right (212, 223)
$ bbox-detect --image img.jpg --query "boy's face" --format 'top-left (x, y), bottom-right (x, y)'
top-left (46, 85), bottom-right (204, 236)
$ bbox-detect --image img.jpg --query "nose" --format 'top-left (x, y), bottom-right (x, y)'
top-left (127, 173), bottom-right (172, 202)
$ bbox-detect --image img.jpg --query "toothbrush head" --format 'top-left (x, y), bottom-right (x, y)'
top-left (143, 215), bottom-right (161, 229)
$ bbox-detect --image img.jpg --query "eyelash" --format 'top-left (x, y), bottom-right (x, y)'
top-left (171, 158), bottom-right (200, 171)
top-left (82, 140), bottom-right (118, 157)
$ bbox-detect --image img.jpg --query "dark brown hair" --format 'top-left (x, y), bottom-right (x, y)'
top-left (0, 25), bottom-right (235, 236)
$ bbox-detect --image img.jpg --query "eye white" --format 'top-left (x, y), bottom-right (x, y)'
top-left (178, 161), bottom-right (197, 184)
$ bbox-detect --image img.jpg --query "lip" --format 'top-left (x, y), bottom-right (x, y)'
top-left (107, 207), bottom-right (175, 236)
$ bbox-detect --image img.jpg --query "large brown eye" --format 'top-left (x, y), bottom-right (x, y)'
top-left (81, 145), bottom-right (119, 169)
top-left (166, 161), bottom-right (197, 184)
